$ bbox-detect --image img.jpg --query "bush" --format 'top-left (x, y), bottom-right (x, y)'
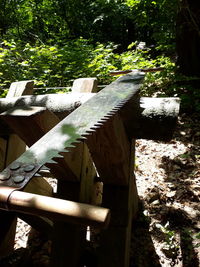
top-left (2, 39), bottom-right (198, 112)
top-left (0, 39), bottom-right (119, 91)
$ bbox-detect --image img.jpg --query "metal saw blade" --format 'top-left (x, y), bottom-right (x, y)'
top-left (9, 72), bottom-right (145, 167)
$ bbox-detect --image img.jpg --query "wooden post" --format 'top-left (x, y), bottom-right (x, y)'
top-left (86, 114), bottom-right (138, 267)
top-left (0, 80), bottom-right (34, 257)
top-left (50, 79), bottom-right (98, 267)
top-left (5, 81), bottom-right (34, 165)
top-left (50, 142), bottom-right (97, 267)
top-left (72, 77), bottom-right (98, 93)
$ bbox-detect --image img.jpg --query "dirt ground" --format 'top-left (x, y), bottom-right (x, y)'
top-left (0, 112), bottom-right (199, 267)
top-left (130, 112), bottom-right (200, 267)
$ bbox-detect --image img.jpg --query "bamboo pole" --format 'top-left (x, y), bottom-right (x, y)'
top-left (0, 188), bottom-right (110, 229)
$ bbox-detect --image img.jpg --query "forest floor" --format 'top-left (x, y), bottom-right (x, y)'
top-left (0, 112), bottom-right (199, 267)
top-left (130, 112), bottom-right (200, 267)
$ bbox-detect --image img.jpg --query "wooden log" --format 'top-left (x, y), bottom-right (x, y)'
top-left (121, 97), bottom-right (180, 141)
top-left (0, 95), bottom-right (180, 141)
top-left (72, 77), bottom-right (98, 93)
top-left (0, 92), bottom-right (94, 123)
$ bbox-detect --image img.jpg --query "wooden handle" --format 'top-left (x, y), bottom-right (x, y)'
top-left (0, 189), bottom-right (110, 229)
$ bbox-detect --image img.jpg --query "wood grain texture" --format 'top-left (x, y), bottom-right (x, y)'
top-left (86, 114), bottom-right (130, 186)
top-left (72, 77), bottom-right (98, 93)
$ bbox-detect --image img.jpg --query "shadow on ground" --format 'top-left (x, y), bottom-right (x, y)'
top-left (130, 201), bottom-right (161, 267)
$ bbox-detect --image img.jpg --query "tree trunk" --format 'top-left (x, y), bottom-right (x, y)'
top-left (176, 0), bottom-right (200, 76)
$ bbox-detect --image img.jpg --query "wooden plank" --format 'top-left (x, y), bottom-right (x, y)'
top-left (72, 78), bottom-right (98, 93)
top-left (96, 164), bottom-right (136, 267)
top-left (5, 80), bottom-right (34, 165)
top-left (6, 80), bottom-right (34, 98)
top-left (20, 177), bottom-right (54, 237)
top-left (1, 106), bottom-right (60, 147)
top-left (80, 143), bottom-right (97, 204)
top-left (1, 106), bottom-right (83, 181)
top-left (0, 80), bottom-right (34, 257)
top-left (86, 114), bottom-right (130, 185)
top-left (50, 140), bottom-right (98, 266)
top-left (5, 134), bottom-right (26, 166)
top-left (50, 179), bottom-right (85, 266)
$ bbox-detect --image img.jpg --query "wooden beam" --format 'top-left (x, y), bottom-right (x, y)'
top-left (1, 106), bottom-right (82, 181)
top-left (0, 80), bottom-right (34, 257)
top-left (0, 95), bottom-right (180, 141)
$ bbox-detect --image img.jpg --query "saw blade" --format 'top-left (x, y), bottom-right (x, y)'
top-left (1, 72), bottom-right (144, 187)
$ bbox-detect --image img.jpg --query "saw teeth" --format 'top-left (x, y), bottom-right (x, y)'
top-left (52, 155), bottom-right (64, 160)
top-left (67, 144), bottom-right (76, 148)
top-left (103, 115), bottom-right (113, 118)
top-left (77, 137), bottom-right (87, 141)
top-left (94, 122), bottom-right (103, 126)
top-left (90, 126), bottom-right (99, 130)
top-left (82, 132), bottom-right (92, 137)
top-left (85, 130), bottom-right (95, 134)
top-left (60, 148), bottom-right (70, 153)
top-left (46, 159), bottom-right (57, 164)
top-left (53, 154), bottom-right (64, 158)
top-left (98, 118), bottom-right (108, 122)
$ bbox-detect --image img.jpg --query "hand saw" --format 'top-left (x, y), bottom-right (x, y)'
top-left (0, 72), bottom-right (145, 190)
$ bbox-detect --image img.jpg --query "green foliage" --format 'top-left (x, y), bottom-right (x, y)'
top-left (0, 39), bottom-right (173, 92)
top-left (0, 39), bottom-right (120, 93)
top-left (155, 222), bottom-right (179, 256)
top-left (0, 0), bottom-right (178, 50)
top-left (0, 36), bottom-right (199, 112)
top-left (125, 0), bottom-right (178, 47)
